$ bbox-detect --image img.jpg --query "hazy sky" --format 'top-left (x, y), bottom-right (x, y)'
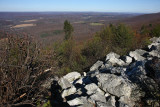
top-left (0, 0), bottom-right (160, 13)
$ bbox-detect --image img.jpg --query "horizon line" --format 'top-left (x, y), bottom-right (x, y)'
top-left (0, 10), bottom-right (157, 14)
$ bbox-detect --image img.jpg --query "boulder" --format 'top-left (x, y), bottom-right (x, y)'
top-left (61, 86), bottom-right (77, 98)
top-left (67, 97), bottom-right (94, 107)
top-left (106, 52), bottom-right (125, 66)
top-left (67, 98), bottom-right (84, 106)
top-left (90, 60), bottom-right (103, 71)
top-left (63, 72), bottom-right (81, 83)
top-left (89, 92), bottom-right (107, 103)
top-left (149, 50), bottom-right (160, 58)
top-left (148, 42), bottom-right (160, 50)
top-left (96, 73), bottom-right (144, 104)
top-left (129, 49), bottom-right (146, 61)
top-left (96, 74), bottom-right (132, 97)
top-left (150, 37), bottom-right (160, 43)
top-left (58, 78), bottom-right (72, 89)
top-left (84, 83), bottom-right (104, 95)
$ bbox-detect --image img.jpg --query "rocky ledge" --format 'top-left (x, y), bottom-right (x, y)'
top-left (50, 37), bottom-right (160, 107)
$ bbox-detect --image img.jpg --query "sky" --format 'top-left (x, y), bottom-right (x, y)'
top-left (0, 0), bottom-right (160, 13)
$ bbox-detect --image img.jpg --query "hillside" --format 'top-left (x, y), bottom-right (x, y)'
top-left (122, 12), bottom-right (160, 29)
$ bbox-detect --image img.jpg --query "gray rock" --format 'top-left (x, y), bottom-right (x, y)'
top-left (61, 86), bottom-right (77, 98)
top-left (63, 72), bottom-right (81, 83)
top-left (106, 52), bottom-right (125, 66)
top-left (97, 74), bottom-right (132, 97)
top-left (129, 49), bottom-right (146, 61)
top-left (148, 42), bottom-right (160, 50)
top-left (58, 77), bottom-right (72, 89)
top-left (84, 83), bottom-right (98, 93)
top-left (106, 96), bottom-right (116, 107)
top-left (85, 83), bottom-right (104, 95)
top-left (90, 60), bottom-right (104, 71)
top-left (119, 96), bottom-right (135, 107)
top-left (96, 102), bottom-right (113, 107)
top-left (150, 37), bottom-right (160, 43)
top-left (67, 97), bottom-right (94, 107)
top-left (149, 50), bottom-right (160, 58)
top-left (96, 96), bottom-right (116, 107)
top-left (89, 92), bottom-right (107, 103)
top-left (110, 67), bottom-right (126, 75)
top-left (135, 49), bottom-right (147, 55)
top-left (80, 102), bottom-right (95, 107)
top-left (96, 102), bottom-right (107, 107)
top-left (67, 98), bottom-right (84, 106)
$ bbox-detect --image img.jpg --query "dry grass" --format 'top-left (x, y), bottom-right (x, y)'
top-left (11, 24), bottom-right (36, 28)
top-left (21, 19), bottom-right (37, 23)
top-left (90, 22), bottom-right (104, 26)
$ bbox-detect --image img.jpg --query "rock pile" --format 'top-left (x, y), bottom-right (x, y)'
top-left (57, 37), bottom-right (160, 107)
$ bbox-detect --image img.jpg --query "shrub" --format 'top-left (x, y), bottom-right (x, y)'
top-left (151, 24), bottom-right (160, 37)
top-left (0, 34), bottom-right (50, 106)
top-left (54, 39), bottom-right (87, 74)
top-left (82, 36), bottom-right (104, 62)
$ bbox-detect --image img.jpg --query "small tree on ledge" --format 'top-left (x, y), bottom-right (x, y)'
top-left (63, 20), bottom-right (74, 40)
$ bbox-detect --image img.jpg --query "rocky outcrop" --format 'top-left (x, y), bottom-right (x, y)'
top-left (56, 37), bottom-right (160, 107)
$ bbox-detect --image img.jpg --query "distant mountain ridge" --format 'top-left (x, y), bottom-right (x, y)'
top-left (122, 12), bottom-right (160, 29)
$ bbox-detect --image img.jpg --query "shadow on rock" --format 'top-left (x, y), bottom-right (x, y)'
top-left (50, 80), bottom-right (70, 107)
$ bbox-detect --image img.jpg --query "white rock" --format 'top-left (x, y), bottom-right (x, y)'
top-left (62, 86), bottom-right (77, 98)
top-left (58, 78), bottom-right (72, 89)
top-left (75, 78), bottom-right (83, 84)
top-left (96, 102), bottom-right (110, 107)
top-left (124, 56), bottom-right (132, 64)
top-left (150, 37), bottom-right (160, 43)
top-left (90, 60), bottom-right (103, 71)
top-left (83, 72), bottom-right (87, 76)
top-left (63, 72), bottom-right (81, 83)
top-left (67, 98), bottom-right (83, 106)
top-left (106, 52), bottom-right (125, 66)
top-left (148, 42), bottom-right (160, 49)
top-left (97, 74), bottom-right (132, 97)
top-left (105, 93), bottom-right (110, 97)
top-left (85, 83), bottom-right (104, 95)
top-left (149, 50), bottom-right (160, 58)
top-left (85, 83), bottom-right (98, 91)
top-left (89, 92), bottom-right (107, 103)
top-left (129, 50), bottom-right (145, 61)
top-left (106, 52), bottom-right (120, 59)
